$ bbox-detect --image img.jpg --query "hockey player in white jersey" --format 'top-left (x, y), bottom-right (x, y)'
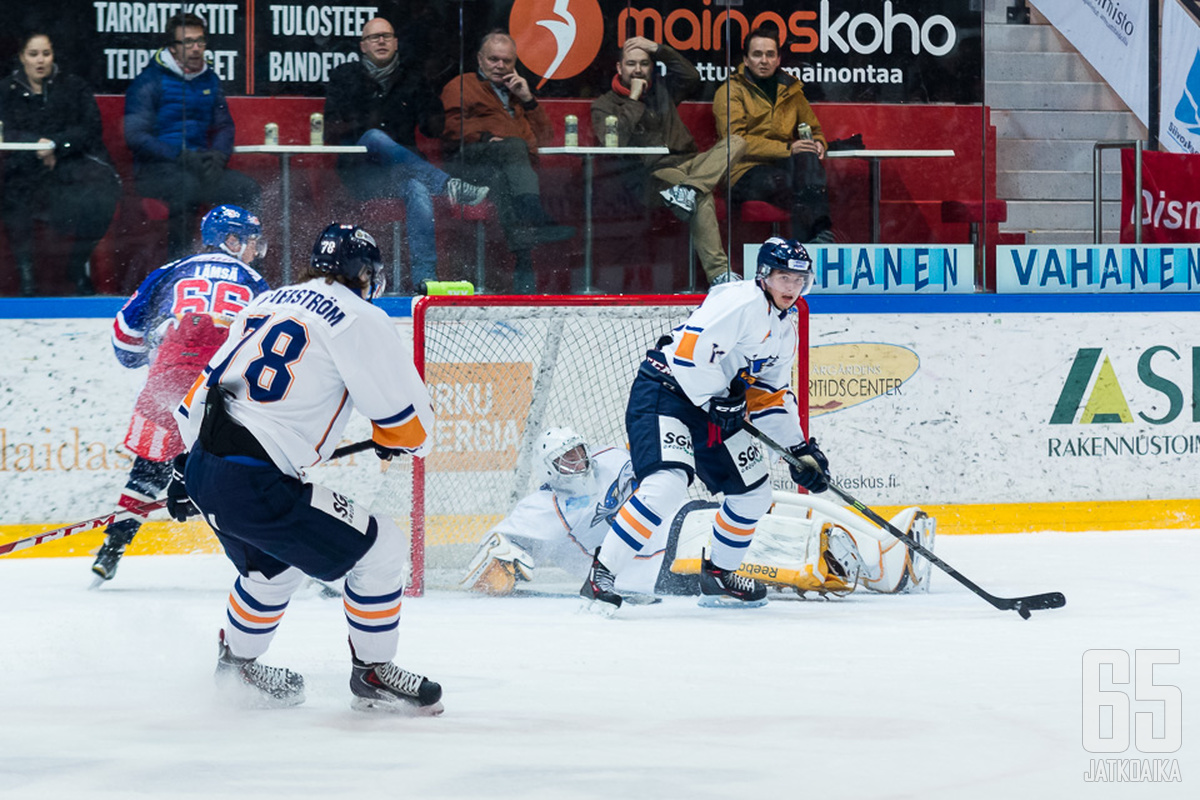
top-left (170, 223), bottom-right (442, 714)
top-left (580, 237), bottom-right (830, 615)
top-left (466, 427), bottom-right (933, 600)
top-left (460, 428), bottom-right (661, 596)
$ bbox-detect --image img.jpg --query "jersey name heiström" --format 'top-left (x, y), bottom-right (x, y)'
top-left (264, 287), bottom-right (347, 326)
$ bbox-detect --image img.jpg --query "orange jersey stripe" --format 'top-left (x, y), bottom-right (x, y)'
top-left (372, 415), bottom-right (427, 449)
top-left (675, 330), bottom-right (699, 361)
top-left (715, 512), bottom-right (754, 538)
top-left (618, 506), bottom-right (655, 540)
top-left (228, 593), bottom-right (286, 625)
top-left (344, 600), bottom-right (403, 620)
top-left (747, 387), bottom-right (787, 412)
top-left (181, 373), bottom-right (206, 409)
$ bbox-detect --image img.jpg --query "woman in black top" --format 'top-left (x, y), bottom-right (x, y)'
top-left (1, 32), bottom-right (120, 295)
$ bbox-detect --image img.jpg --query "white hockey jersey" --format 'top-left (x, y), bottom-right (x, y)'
top-left (176, 278), bottom-right (434, 476)
top-left (661, 281), bottom-right (805, 448)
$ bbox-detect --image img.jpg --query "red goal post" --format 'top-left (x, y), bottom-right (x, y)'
top-left (407, 294), bottom-right (810, 594)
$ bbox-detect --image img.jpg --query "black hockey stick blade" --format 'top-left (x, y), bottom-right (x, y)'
top-left (741, 421), bottom-right (1067, 619)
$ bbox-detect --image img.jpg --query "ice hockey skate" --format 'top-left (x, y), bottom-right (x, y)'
top-left (578, 548), bottom-right (622, 617)
top-left (349, 647), bottom-right (444, 715)
top-left (90, 529), bottom-right (135, 584)
top-left (698, 552), bottom-right (768, 608)
top-left (214, 630), bottom-right (305, 708)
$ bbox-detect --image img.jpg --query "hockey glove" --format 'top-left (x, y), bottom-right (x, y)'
top-left (788, 437), bottom-right (830, 493)
top-left (374, 443), bottom-right (416, 461)
top-left (166, 453), bottom-right (199, 522)
top-left (197, 150), bottom-right (227, 184)
top-left (707, 382), bottom-right (747, 439)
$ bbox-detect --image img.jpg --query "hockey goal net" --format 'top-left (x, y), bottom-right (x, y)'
top-left (406, 294), bottom-right (809, 594)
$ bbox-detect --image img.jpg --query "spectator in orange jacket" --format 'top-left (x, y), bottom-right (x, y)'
top-left (441, 31), bottom-right (574, 293)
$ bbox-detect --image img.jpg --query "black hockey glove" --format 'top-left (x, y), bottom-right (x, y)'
top-left (788, 437), bottom-right (830, 494)
top-left (707, 382), bottom-right (747, 437)
top-left (374, 443), bottom-right (416, 461)
top-left (166, 452), bottom-right (199, 522)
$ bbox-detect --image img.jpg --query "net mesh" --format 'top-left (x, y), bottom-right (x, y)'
top-left (410, 296), bottom-right (804, 592)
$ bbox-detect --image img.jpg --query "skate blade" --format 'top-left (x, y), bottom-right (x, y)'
top-left (697, 594), bottom-right (768, 609)
top-left (351, 696), bottom-right (445, 716)
top-left (622, 593), bottom-right (663, 606)
top-left (577, 596), bottom-right (620, 618)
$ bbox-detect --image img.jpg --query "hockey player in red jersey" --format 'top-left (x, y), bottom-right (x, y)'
top-left (92, 205), bottom-right (269, 582)
top-left (169, 223), bottom-right (442, 714)
top-left (580, 237), bottom-right (830, 615)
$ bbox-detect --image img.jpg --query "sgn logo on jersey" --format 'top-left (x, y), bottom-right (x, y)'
top-left (510, 0), bottom-right (604, 89)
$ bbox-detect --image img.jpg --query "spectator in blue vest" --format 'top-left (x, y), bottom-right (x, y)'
top-left (124, 13), bottom-right (260, 260)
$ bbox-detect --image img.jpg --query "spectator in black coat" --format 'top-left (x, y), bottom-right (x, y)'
top-left (0, 32), bottom-right (120, 295)
top-left (324, 16), bottom-right (488, 292)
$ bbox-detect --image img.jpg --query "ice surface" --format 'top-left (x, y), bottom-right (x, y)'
top-left (0, 531), bottom-right (1195, 799)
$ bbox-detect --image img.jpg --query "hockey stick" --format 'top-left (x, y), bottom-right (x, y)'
top-left (0, 439), bottom-right (378, 558)
top-left (741, 421), bottom-right (1066, 619)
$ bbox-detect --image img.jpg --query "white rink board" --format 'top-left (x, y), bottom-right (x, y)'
top-left (808, 309), bottom-right (1200, 505)
top-left (3, 307), bottom-right (1200, 524)
top-left (0, 318), bottom-right (387, 525)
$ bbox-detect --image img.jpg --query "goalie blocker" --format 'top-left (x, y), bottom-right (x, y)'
top-left (461, 490), bottom-right (934, 598)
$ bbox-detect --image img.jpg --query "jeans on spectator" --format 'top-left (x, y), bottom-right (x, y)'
top-left (350, 129), bottom-right (453, 286)
top-left (447, 137), bottom-right (542, 253)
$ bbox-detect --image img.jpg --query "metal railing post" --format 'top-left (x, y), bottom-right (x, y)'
top-left (1093, 140), bottom-right (1144, 244)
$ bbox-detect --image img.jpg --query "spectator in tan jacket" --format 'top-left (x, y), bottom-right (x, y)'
top-left (592, 37), bottom-right (746, 287)
top-left (441, 31), bottom-right (574, 293)
top-left (713, 25), bottom-right (833, 243)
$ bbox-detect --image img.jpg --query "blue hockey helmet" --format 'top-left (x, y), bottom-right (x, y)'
top-left (755, 236), bottom-right (814, 294)
top-left (201, 204), bottom-right (265, 259)
top-left (311, 223), bottom-right (385, 300)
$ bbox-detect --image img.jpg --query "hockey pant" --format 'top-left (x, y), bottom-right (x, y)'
top-left (186, 445), bottom-right (408, 664)
top-left (599, 467), bottom-right (772, 577)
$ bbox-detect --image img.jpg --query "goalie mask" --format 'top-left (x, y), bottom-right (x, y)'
top-left (311, 223), bottom-right (386, 301)
top-left (201, 204), bottom-right (267, 263)
top-left (539, 427), bottom-right (595, 496)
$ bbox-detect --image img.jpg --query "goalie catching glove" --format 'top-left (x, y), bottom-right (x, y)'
top-left (788, 437), bottom-right (830, 493)
top-left (460, 533), bottom-right (535, 596)
top-left (166, 453), bottom-right (199, 522)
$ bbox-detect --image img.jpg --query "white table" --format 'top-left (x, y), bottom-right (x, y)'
top-left (234, 144), bottom-right (367, 281)
top-left (539, 145), bottom-right (669, 293)
top-left (0, 141), bottom-right (56, 151)
top-left (825, 149), bottom-right (955, 243)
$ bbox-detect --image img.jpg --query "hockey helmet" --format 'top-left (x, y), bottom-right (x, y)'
top-left (201, 204), bottom-right (266, 260)
top-left (539, 427), bottom-right (594, 496)
top-left (755, 236), bottom-right (814, 295)
top-left (311, 223), bottom-right (385, 300)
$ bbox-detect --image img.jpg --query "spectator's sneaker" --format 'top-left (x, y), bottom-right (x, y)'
top-left (660, 184), bottom-right (697, 221)
top-left (214, 630), bottom-right (305, 708)
top-left (579, 548), bottom-right (622, 617)
top-left (808, 228), bottom-right (837, 244)
top-left (91, 530), bottom-right (135, 582)
top-left (350, 653), bottom-right (444, 715)
top-left (445, 178), bottom-right (490, 206)
top-left (707, 271), bottom-right (742, 291)
top-left (698, 552), bottom-right (768, 608)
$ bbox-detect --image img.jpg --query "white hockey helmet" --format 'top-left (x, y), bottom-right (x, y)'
top-left (539, 427), bottom-right (593, 496)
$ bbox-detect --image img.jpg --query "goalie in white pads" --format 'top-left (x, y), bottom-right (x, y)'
top-left (462, 430), bottom-right (934, 598)
top-left (461, 428), bottom-right (659, 598)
